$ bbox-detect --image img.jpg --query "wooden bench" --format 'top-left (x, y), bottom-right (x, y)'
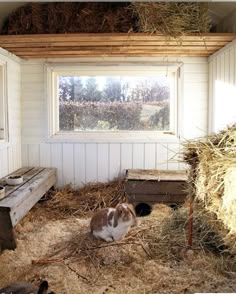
top-left (125, 169), bottom-right (188, 211)
top-left (0, 167), bottom-right (56, 251)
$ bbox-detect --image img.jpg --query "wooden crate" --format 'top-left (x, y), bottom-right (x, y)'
top-left (125, 169), bottom-right (188, 208)
top-left (0, 167), bottom-right (56, 251)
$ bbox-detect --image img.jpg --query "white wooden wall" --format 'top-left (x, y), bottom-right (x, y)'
top-left (0, 48), bottom-right (21, 178)
top-left (209, 39), bottom-right (236, 133)
top-left (21, 57), bottom-right (208, 187)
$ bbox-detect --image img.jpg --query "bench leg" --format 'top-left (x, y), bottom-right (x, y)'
top-left (0, 207), bottom-right (16, 251)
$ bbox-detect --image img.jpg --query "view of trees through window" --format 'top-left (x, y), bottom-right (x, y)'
top-left (58, 75), bottom-right (171, 131)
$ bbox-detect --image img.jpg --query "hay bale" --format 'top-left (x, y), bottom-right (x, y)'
top-left (220, 167), bottom-right (236, 234)
top-left (183, 124), bottom-right (236, 253)
top-left (1, 3), bottom-right (46, 35)
top-left (0, 2), bottom-right (135, 35)
top-left (131, 2), bottom-right (211, 36)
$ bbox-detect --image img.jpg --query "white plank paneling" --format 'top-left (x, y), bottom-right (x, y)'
top-left (62, 143), bottom-right (74, 186)
top-left (144, 143), bottom-right (156, 170)
top-left (51, 143), bottom-right (63, 187)
top-left (224, 50), bottom-right (230, 83)
top-left (121, 143), bottom-right (133, 175)
top-left (0, 148), bottom-right (8, 177)
top-left (156, 144), bottom-right (168, 170)
top-left (85, 143), bottom-right (97, 183)
top-left (229, 47), bottom-right (235, 85)
top-left (74, 143), bottom-right (86, 188)
top-left (209, 40), bottom-right (236, 133)
top-left (133, 143), bottom-right (145, 169)
top-left (39, 143), bottom-right (51, 167)
top-left (109, 143), bottom-right (121, 181)
top-left (22, 144), bottom-right (29, 167)
top-left (167, 143), bottom-right (180, 170)
top-left (28, 144), bottom-right (40, 167)
top-left (97, 144), bottom-right (109, 183)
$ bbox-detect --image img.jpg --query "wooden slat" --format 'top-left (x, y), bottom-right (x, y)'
top-left (10, 170), bottom-right (56, 226)
top-left (15, 52), bottom-right (214, 58)
top-left (0, 168), bottom-right (56, 209)
top-left (0, 167), bottom-right (44, 198)
top-left (127, 193), bottom-right (187, 204)
top-left (0, 33), bottom-right (236, 42)
top-left (0, 167), bottom-right (57, 251)
top-left (126, 169), bottom-right (188, 181)
top-left (125, 181), bottom-right (188, 195)
top-left (0, 33), bottom-right (235, 58)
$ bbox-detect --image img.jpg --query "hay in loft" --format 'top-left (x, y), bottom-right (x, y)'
top-left (183, 124), bottom-right (236, 253)
top-left (0, 2), bottom-right (135, 35)
top-left (131, 2), bottom-right (211, 36)
top-left (1, 3), bottom-right (46, 35)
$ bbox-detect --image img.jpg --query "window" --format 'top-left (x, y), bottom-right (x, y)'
top-left (0, 60), bottom-right (7, 142)
top-left (48, 64), bottom-right (178, 139)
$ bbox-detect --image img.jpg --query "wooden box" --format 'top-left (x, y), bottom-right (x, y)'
top-left (125, 169), bottom-right (188, 208)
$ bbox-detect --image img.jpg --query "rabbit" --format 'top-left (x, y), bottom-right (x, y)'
top-left (90, 203), bottom-right (137, 242)
top-left (0, 280), bottom-right (54, 294)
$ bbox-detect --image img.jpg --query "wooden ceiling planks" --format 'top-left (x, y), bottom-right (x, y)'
top-left (0, 33), bottom-right (236, 58)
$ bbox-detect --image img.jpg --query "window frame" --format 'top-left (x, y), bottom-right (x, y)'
top-left (0, 59), bottom-right (8, 144)
top-left (46, 63), bottom-right (180, 143)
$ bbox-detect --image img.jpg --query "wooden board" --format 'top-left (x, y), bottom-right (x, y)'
top-left (0, 167), bottom-right (56, 251)
top-left (126, 169), bottom-right (188, 181)
top-left (0, 33), bottom-right (236, 58)
top-left (128, 194), bottom-right (187, 205)
top-left (125, 181), bottom-right (188, 195)
top-left (0, 167), bottom-right (44, 198)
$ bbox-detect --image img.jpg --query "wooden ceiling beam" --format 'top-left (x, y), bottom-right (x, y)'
top-left (0, 33), bottom-right (235, 58)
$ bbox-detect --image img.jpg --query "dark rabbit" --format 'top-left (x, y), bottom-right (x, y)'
top-left (0, 280), bottom-right (54, 294)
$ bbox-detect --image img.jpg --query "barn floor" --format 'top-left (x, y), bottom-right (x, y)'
top-left (0, 196), bottom-right (236, 293)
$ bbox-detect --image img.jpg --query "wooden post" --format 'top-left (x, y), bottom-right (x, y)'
top-left (188, 198), bottom-right (193, 247)
top-left (0, 207), bottom-right (17, 251)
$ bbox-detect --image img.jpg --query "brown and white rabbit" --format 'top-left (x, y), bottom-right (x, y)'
top-left (0, 280), bottom-right (54, 294)
top-left (90, 203), bottom-right (137, 242)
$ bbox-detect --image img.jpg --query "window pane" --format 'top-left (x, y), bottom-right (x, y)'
top-left (58, 75), bottom-right (171, 131)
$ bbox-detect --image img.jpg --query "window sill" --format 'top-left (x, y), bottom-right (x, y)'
top-left (46, 131), bottom-right (180, 144)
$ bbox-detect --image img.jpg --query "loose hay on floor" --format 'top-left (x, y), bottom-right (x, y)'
top-left (1, 192), bottom-right (236, 293)
top-left (20, 179), bottom-right (126, 225)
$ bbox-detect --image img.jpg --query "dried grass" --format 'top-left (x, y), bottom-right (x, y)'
top-left (131, 2), bottom-right (211, 37)
top-left (183, 124), bottom-right (236, 253)
top-left (23, 178), bottom-right (126, 223)
top-left (1, 179), bottom-right (236, 293)
top-left (0, 2), bottom-right (135, 35)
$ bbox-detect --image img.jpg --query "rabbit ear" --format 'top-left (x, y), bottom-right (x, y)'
top-left (127, 204), bottom-right (136, 218)
top-left (114, 204), bottom-right (123, 227)
top-left (116, 204), bottom-right (124, 216)
top-left (37, 281), bottom-right (48, 294)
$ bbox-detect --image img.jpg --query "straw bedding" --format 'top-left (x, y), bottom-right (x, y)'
top-left (0, 179), bottom-right (235, 293)
top-left (184, 124), bottom-right (236, 253)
